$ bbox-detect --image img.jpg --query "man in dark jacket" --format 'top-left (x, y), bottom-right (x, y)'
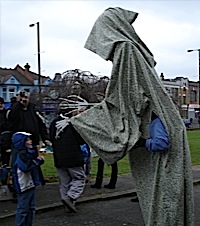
top-left (0, 97), bottom-right (11, 165)
top-left (7, 90), bottom-right (50, 202)
top-left (50, 107), bottom-right (85, 213)
top-left (8, 91), bottom-right (50, 147)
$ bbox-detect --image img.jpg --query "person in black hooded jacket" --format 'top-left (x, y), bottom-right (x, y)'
top-left (7, 91), bottom-right (50, 202)
top-left (8, 91), bottom-right (50, 147)
top-left (49, 107), bottom-right (86, 213)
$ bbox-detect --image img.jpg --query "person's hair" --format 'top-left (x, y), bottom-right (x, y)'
top-left (17, 90), bottom-right (30, 98)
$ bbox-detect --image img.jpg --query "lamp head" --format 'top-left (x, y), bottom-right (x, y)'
top-left (29, 24), bottom-right (35, 27)
top-left (187, 50), bottom-right (193, 52)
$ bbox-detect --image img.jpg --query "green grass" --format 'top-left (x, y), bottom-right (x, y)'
top-left (41, 130), bottom-right (200, 180)
top-left (187, 130), bottom-right (200, 165)
top-left (91, 155), bottom-right (131, 177)
top-left (40, 154), bottom-right (131, 181)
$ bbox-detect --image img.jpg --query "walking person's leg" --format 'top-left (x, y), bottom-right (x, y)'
top-left (56, 167), bottom-right (71, 200)
top-left (15, 189), bottom-right (35, 226)
top-left (91, 157), bottom-right (104, 189)
top-left (24, 188), bottom-right (35, 226)
top-left (62, 167), bottom-right (85, 213)
top-left (104, 162), bottom-right (118, 189)
top-left (67, 167), bottom-right (85, 200)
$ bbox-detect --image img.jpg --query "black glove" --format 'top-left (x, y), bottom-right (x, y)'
top-left (133, 138), bottom-right (146, 149)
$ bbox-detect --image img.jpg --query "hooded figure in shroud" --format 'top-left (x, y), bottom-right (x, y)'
top-left (70, 7), bottom-right (194, 225)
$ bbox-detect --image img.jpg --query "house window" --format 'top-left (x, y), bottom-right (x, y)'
top-left (190, 90), bottom-right (197, 102)
top-left (10, 78), bottom-right (15, 84)
top-left (9, 87), bottom-right (15, 100)
top-left (2, 87), bottom-right (7, 101)
top-left (183, 96), bottom-right (186, 105)
top-left (24, 88), bottom-right (30, 93)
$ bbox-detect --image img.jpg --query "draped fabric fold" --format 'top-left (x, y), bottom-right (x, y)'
top-left (71, 7), bottom-right (194, 225)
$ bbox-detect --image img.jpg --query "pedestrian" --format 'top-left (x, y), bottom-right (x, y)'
top-left (133, 112), bottom-right (170, 152)
top-left (12, 132), bottom-right (45, 226)
top-left (7, 90), bottom-right (50, 202)
top-left (49, 105), bottom-right (86, 213)
top-left (10, 96), bottom-right (17, 108)
top-left (81, 143), bottom-right (91, 183)
top-left (0, 97), bottom-right (11, 166)
top-left (7, 90), bottom-right (50, 164)
top-left (71, 7), bottom-right (194, 225)
top-left (8, 90), bottom-right (50, 149)
top-left (77, 108), bottom-right (91, 183)
top-left (91, 157), bottom-right (118, 189)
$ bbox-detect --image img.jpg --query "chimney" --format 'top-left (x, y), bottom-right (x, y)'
top-left (53, 73), bottom-right (62, 81)
top-left (24, 63), bottom-right (30, 71)
top-left (160, 72), bottom-right (164, 80)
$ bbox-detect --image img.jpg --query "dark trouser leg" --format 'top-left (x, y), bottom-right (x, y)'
top-left (104, 162), bottom-right (118, 189)
top-left (96, 158), bottom-right (104, 179)
top-left (91, 158), bottom-right (104, 189)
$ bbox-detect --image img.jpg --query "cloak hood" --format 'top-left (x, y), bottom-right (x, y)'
top-left (84, 7), bottom-right (156, 67)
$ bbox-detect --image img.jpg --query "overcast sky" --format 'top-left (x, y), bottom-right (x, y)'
top-left (1, 0), bottom-right (200, 81)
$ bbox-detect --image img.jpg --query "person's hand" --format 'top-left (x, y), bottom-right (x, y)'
top-left (37, 156), bottom-right (45, 161)
top-left (36, 155), bottom-right (45, 165)
top-left (133, 138), bottom-right (146, 149)
top-left (44, 140), bottom-right (52, 146)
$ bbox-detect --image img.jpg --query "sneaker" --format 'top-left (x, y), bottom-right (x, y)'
top-left (62, 196), bottom-right (77, 213)
top-left (63, 205), bottom-right (71, 213)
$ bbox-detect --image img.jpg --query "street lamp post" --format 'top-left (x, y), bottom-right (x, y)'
top-left (187, 49), bottom-right (200, 117)
top-left (29, 22), bottom-right (41, 93)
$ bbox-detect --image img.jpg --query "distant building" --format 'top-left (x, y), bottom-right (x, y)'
top-left (0, 63), bottom-right (52, 107)
top-left (160, 73), bottom-right (199, 119)
top-left (1, 64), bottom-right (199, 119)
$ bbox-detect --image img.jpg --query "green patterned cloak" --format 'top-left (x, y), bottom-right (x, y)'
top-left (71, 7), bottom-right (194, 225)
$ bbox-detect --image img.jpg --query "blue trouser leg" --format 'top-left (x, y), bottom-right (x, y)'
top-left (15, 188), bottom-right (35, 226)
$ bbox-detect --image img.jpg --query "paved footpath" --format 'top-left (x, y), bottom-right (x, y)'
top-left (1, 166), bottom-right (200, 220)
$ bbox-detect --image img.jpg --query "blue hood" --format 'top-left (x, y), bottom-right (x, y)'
top-left (12, 132), bottom-right (31, 150)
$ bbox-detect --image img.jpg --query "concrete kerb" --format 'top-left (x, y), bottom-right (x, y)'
top-left (1, 166), bottom-right (200, 220)
top-left (0, 189), bottom-right (137, 220)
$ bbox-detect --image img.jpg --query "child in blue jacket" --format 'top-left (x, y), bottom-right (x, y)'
top-left (12, 132), bottom-right (45, 226)
top-left (134, 113), bottom-right (170, 152)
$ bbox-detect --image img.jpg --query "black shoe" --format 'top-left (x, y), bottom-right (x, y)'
top-left (104, 184), bottom-right (116, 189)
top-left (131, 197), bottom-right (139, 202)
top-left (90, 183), bottom-right (101, 189)
top-left (62, 196), bottom-right (77, 213)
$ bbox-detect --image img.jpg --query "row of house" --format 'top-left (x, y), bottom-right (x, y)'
top-left (0, 63), bottom-right (52, 108)
top-left (160, 73), bottom-right (199, 119)
top-left (0, 64), bottom-right (199, 119)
